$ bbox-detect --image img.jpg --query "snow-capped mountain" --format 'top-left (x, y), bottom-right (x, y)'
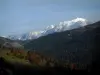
top-left (7, 31), bottom-right (45, 40)
top-left (7, 18), bottom-right (90, 40)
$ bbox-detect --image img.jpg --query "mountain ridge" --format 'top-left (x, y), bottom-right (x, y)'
top-left (24, 21), bottom-right (100, 64)
top-left (7, 18), bottom-right (90, 40)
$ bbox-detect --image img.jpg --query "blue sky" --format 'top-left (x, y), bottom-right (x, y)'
top-left (0, 0), bottom-right (100, 36)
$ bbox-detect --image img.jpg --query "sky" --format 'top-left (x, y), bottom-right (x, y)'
top-left (0, 0), bottom-right (100, 36)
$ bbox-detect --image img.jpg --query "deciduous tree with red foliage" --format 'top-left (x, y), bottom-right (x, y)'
top-left (70, 63), bottom-right (77, 70)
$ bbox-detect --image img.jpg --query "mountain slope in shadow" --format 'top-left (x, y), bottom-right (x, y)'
top-left (24, 21), bottom-right (100, 65)
top-left (0, 57), bottom-right (90, 75)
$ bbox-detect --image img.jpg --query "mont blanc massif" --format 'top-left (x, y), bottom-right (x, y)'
top-left (0, 17), bottom-right (100, 74)
top-left (7, 18), bottom-right (90, 40)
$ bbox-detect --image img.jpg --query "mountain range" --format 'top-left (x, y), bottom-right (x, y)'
top-left (7, 18), bottom-right (90, 40)
top-left (0, 37), bottom-right (13, 45)
top-left (1, 18), bottom-right (100, 66)
top-left (23, 21), bottom-right (100, 65)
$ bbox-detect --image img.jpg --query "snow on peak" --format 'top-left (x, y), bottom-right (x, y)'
top-left (46, 25), bottom-right (55, 30)
top-left (29, 31), bottom-right (40, 36)
top-left (72, 17), bottom-right (87, 22)
top-left (7, 18), bottom-right (89, 40)
top-left (45, 18), bottom-right (88, 32)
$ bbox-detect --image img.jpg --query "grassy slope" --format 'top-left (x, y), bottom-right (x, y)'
top-left (0, 48), bottom-right (93, 75)
top-left (0, 48), bottom-right (67, 68)
top-left (0, 48), bottom-right (40, 67)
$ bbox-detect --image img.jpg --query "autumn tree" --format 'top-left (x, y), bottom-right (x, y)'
top-left (70, 63), bottom-right (77, 70)
top-left (0, 44), bottom-right (1, 48)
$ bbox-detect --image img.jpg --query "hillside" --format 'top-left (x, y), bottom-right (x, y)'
top-left (24, 21), bottom-right (100, 65)
top-left (0, 46), bottom-right (75, 68)
top-left (0, 37), bottom-right (13, 45)
top-left (0, 47), bottom-right (91, 75)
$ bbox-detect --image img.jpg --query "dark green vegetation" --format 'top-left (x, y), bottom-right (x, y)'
top-left (0, 47), bottom-right (91, 75)
top-left (24, 21), bottom-right (100, 65)
top-left (0, 57), bottom-right (90, 75)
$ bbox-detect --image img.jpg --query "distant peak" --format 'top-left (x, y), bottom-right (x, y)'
top-left (7, 17), bottom-right (90, 40)
top-left (46, 25), bottom-right (55, 30)
top-left (72, 18), bottom-right (87, 22)
top-left (2, 36), bottom-right (6, 38)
